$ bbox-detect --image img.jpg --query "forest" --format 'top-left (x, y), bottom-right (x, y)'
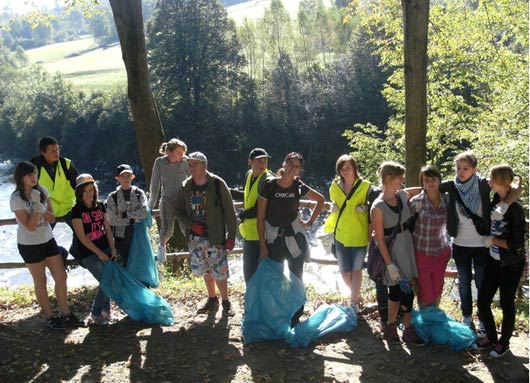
top-left (0, 0), bottom-right (527, 195)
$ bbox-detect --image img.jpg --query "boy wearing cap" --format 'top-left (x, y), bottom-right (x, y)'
top-left (235, 148), bottom-right (273, 283)
top-left (105, 164), bottom-right (148, 267)
top-left (176, 152), bottom-right (237, 316)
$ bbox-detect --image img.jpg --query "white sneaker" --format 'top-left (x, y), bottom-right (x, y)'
top-left (157, 245), bottom-right (166, 263)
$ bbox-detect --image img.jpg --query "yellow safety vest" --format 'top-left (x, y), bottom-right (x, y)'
top-left (239, 170), bottom-right (269, 241)
top-left (324, 179), bottom-right (371, 247)
top-left (38, 158), bottom-right (76, 217)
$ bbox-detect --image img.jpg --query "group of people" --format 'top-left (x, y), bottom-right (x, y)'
top-left (324, 153), bottom-right (524, 357)
top-left (10, 136), bottom-right (526, 359)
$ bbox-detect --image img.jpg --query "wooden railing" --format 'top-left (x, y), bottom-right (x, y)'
top-left (0, 200), bottom-right (335, 269)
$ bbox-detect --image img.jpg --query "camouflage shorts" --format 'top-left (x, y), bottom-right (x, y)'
top-left (188, 235), bottom-right (229, 280)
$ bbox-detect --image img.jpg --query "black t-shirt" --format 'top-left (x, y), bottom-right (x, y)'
top-left (71, 202), bottom-right (109, 259)
top-left (259, 178), bottom-right (309, 227)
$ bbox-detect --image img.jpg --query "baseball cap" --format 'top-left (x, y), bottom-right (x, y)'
top-left (249, 148), bottom-right (271, 159)
top-left (116, 164), bottom-right (134, 177)
top-left (187, 151), bottom-right (207, 164)
top-left (75, 173), bottom-right (95, 189)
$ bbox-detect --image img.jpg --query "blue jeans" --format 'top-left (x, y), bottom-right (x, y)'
top-left (335, 241), bottom-right (367, 273)
top-left (243, 239), bottom-right (261, 284)
top-left (452, 244), bottom-right (488, 317)
top-left (80, 253), bottom-right (111, 316)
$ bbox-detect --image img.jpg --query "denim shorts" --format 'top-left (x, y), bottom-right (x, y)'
top-left (335, 241), bottom-right (367, 273)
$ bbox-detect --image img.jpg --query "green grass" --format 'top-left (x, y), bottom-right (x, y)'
top-left (25, 36), bottom-right (126, 92)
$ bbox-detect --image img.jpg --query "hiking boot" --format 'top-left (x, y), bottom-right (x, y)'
top-left (463, 316), bottom-right (476, 332)
top-left (472, 337), bottom-right (492, 351)
top-left (90, 313), bottom-right (110, 326)
top-left (197, 297), bottom-right (219, 314)
top-left (62, 312), bottom-right (85, 327)
top-left (222, 300), bottom-right (235, 317)
top-left (383, 322), bottom-right (400, 343)
top-left (477, 321), bottom-right (487, 339)
top-left (489, 343), bottom-right (510, 358)
top-left (402, 326), bottom-right (426, 346)
top-left (45, 315), bottom-right (66, 331)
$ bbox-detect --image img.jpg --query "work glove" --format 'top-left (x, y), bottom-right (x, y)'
top-left (491, 202), bottom-right (508, 221)
top-left (386, 263), bottom-right (400, 281)
top-left (483, 236), bottom-right (493, 248)
top-left (30, 189), bottom-right (41, 203)
top-left (238, 206), bottom-right (257, 221)
top-left (32, 202), bottom-right (47, 214)
top-left (224, 239), bottom-right (235, 251)
top-left (191, 222), bottom-right (207, 236)
top-left (398, 280), bottom-right (412, 294)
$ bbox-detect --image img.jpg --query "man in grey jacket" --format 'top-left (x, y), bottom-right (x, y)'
top-left (176, 152), bottom-right (237, 316)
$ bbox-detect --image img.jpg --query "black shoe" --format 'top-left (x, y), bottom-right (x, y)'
top-left (197, 297), bottom-right (219, 314)
top-left (45, 315), bottom-right (66, 331)
top-left (62, 312), bottom-right (85, 327)
top-left (222, 300), bottom-right (235, 317)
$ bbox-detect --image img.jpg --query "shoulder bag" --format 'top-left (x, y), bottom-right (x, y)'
top-left (367, 193), bottom-right (403, 282)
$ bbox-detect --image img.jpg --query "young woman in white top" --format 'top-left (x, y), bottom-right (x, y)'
top-left (10, 161), bottom-right (82, 330)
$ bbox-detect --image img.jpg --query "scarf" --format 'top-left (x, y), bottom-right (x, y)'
top-left (454, 173), bottom-right (481, 216)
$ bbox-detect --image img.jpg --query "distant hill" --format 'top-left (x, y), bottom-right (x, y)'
top-left (22, 0), bottom-right (303, 92)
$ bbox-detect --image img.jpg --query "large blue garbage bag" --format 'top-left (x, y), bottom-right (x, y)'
top-left (287, 304), bottom-right (357, 348)
top-left (412, 306), bottom-right (476, 351)
top-left (127, 212), bottom-right (159, 288)
top-left (242, 258), bottom-right (306, 343)
top-left (242, 258), bottom-right (357, 347)
top-left (101, 261), bottom-right (174, 325)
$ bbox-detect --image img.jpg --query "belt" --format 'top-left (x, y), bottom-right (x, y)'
top-left (384, 221), bottom-right (409, 236)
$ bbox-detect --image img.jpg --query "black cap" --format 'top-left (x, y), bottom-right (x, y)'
top-left (116, 164), bottom-right (133, 177)
top-left (249, 148), bottom-right (271, 160)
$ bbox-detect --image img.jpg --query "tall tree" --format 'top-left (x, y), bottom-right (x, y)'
top-left (402, 0), bottom-right (429, 185)
top-left (147, 0), bottom-right (248, 158)
top-left (108, 0), bottom-right (164, 182)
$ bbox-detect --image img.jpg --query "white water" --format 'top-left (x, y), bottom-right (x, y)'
top-left (0, 170), bottom-right (349, 296)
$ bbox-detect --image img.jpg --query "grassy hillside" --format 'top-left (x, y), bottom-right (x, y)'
top-left (25, 36), bottom-right (126, 92)
top-left (22, 1), bottom-right (302, 92)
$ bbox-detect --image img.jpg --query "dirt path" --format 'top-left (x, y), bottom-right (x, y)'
top-left (1, 292), bottom-right (528, 383)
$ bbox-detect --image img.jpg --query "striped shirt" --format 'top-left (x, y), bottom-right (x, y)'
top-left (409, 192), bottom-right (450, 256)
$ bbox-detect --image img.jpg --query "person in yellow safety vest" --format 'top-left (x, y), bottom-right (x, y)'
top-left (233, 148), bottom-right (273, 284)
top-left (31, 136), bottom-right (79, 259)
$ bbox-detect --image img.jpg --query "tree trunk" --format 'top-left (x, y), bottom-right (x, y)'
top-left (402, 0), bottom-right (429, 186)
top-left (109, 0), bottom-right (165, 183)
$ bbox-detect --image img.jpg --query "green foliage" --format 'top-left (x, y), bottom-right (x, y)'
top-left (346, 0), bottom-right (528, 191)
top-left (147, 0), bottom-right (251, 175)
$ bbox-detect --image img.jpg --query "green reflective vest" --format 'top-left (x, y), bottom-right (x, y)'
top-left (324, 179), bottom-right (371, 247)
top-left (239, 170), bottom-right (269, 241)
top-left (38, 158), bottom-right (76, 217)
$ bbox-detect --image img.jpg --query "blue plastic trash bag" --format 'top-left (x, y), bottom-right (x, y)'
top-left (242, 258), bottom-right (357, 347)
top-left (242, 258), bottom-right (306, 343)
top-left (287, 305), bottom-right (357, 348)
top-left (127, 212), bottom-right (159, 288)
top-left (101, 261), bottom-right (174, 325)
top-left (412, 306), bottom-right (476, 351)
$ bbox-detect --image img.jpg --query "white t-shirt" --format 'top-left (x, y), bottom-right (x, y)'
top-left (10, 187), bottom-right (54, 245)
top-left (453, 201), bottom-right (486, 247)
